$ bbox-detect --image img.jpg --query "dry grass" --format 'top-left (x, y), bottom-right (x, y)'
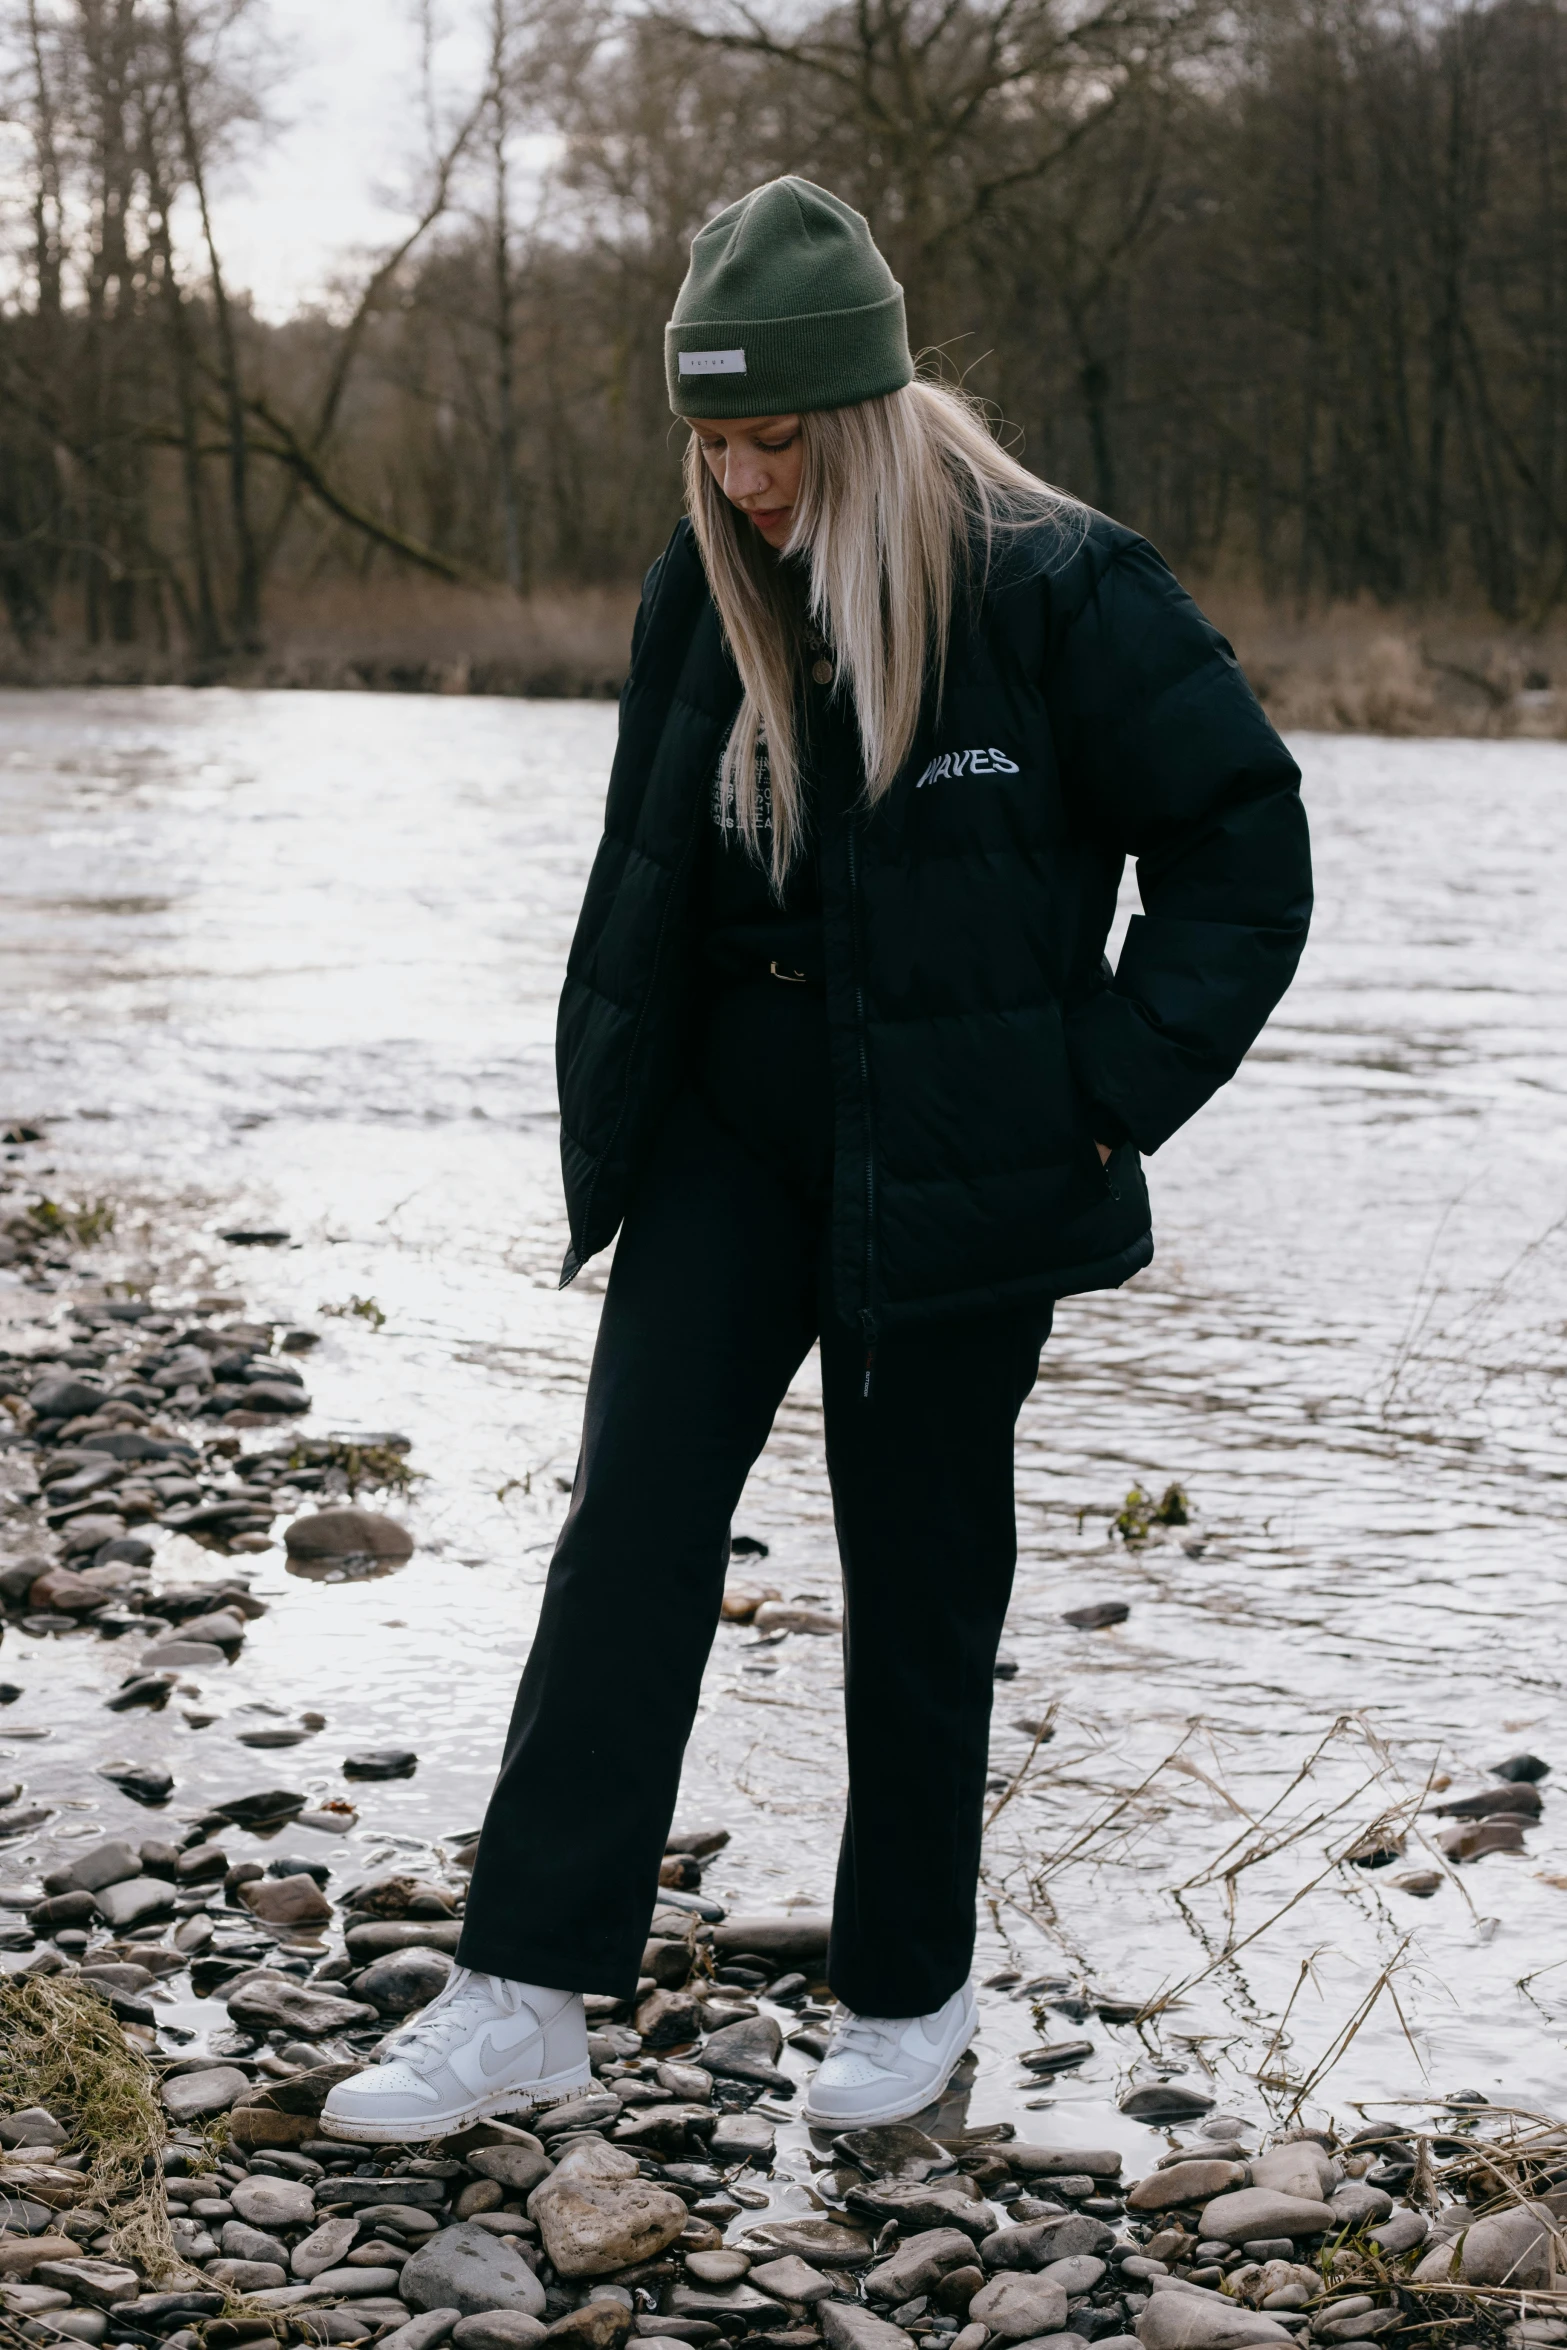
top-left (0, 1974), bottom-right (186, 2280)
top-left (1201, 584), bottom-right (1567, 738)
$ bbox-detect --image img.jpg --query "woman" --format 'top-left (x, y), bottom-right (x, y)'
top-left (324, 177), bottom-right (1311, 2141)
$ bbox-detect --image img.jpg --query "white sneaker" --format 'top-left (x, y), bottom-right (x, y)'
top-left (802, 1981), bottom-right (977, 2126)
top-left (320, 1967), bottom-right (592, 2142)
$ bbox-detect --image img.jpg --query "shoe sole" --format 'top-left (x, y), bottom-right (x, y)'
top-left (801, 2004), bottom-right (978, 2130)
top-left (319, 2061), bottom-right (594, 2144)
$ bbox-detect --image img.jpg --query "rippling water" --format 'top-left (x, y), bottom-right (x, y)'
top-left (1, 689), bottom-right (1564, 2169)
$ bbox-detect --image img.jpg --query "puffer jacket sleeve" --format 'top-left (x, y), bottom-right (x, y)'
top-left (1047, 532), bottom-right (1312, 1154)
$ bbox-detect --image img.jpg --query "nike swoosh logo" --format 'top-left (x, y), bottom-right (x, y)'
top-left (448, 2011), bottom-right (542, 2094)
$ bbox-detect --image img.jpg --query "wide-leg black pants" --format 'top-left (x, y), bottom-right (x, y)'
top-left (457, 1082), bottom-right (1051, 2017)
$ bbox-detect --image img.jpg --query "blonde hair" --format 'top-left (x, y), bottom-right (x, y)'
top-left (684, 377), bottom-right (1076, 883)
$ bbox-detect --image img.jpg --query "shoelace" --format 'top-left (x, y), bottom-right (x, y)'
top-left (823, 2011), bottom-right (902, 2066)
top-left (383, 1967), bottom-right (516, 2066)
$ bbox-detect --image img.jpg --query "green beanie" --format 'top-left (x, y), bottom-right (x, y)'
top-left (666, 176), bottom-right (913, 418)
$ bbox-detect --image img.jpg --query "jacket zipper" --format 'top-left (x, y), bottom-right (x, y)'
top-left (846, 819), bottom-right (880, 1398)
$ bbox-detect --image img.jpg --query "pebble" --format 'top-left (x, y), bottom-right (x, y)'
top-left (749, 2256), bottom-right (834, 2304)
top-left (93, 1875), bottom-right (174, 1930)
top-left (355, 1946), bottom-right (455, 2013)
top-left (1128, 2163), bottom-right (1244, 2213)
top-left (1458, 2202), bottom-right (1556, 2287)
top-left (159, 2066), bottom-right (251, 2122)
top-left (293, 2218), bottom-right (360, 2279)
top-left (699, 2012), bottom-right (790, 2090)
top-left (865, 2227), bottom-right (977, 2302)
top-left (528, 2140), bottom-right (689, 2277)
top-left (819, 2306), bottom-right (917, 2350)
top-left (230, 2173), bottom-right (317, 2229)
top-left (343, 1748), bottom-right (419, 1779)
top-left (452, 2319), bottom-right (549, 2350)
top-left (1121, 2086), bottom-right (1215, 2122)
top-left (400, 2224), bottom-right (547, 2318)
top-left (970, 2275), bottom-right (1069, 2339)
top-left (1197, 2191), bottom-right (1333, 2244)
top-left (239, 1872), bottom-right (333, 1926)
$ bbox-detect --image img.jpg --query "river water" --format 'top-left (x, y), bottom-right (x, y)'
top-left (0, 689), bottom-right (1564, 2174)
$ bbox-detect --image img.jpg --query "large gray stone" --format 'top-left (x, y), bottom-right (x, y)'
top-left (94, 1875), bottom-right (174, 1931)
top-left (748, 2256), bottom-right (835, 2305)
top-left (63, 1842), bottom-right (141, 1895)
top-left (1040, 2257), bottom-right (1105, 2295)
top-left (833, 2125), bottom-right (954, 2183)
top-left (1248, 2147), bottom-right (1334, 2202)
top-left (821, 2305), bottom-right (916, 2350)
top-left (1460, 2205), bottom-right (1556, 2288)
top-left (1128, 2164), bottom-right (1246, 2214)
top-left (227, 1972), bottom-right (378, 2037)
top-left (848, 2177), bottom-right (991, 2242)
top-left (969, 2274), bottom-right (1068, 2340)
top-left (206, 2259), bottom-right (288, 2292)
top-left (865, 2228), bottom-right (977, 2303)
top-left (159, 2066), bottom-right (250, 2122)
top-left (231, 2173), bottom-right (317, 2229)
top-left (1198, 2190), bottom-right (1333, 2245)
top-left (286, 1509), bottom-right (415, 1564)
top-left (527, 2141), bottom-right (687, 2279)
top-left (1327, 2183), bottom-right (1393, 2229)
top-left (1135, 2296), bottom-right (1292, 2350)
top-left (745, 2218), bottom-right (875, 2266)
top-left (981, 2215), bottom-right (1114, 2271)
top-left (1368, 2211), bottom-right (1427, 2256)
top-left (401, 2224), bottom-right (547, 2318)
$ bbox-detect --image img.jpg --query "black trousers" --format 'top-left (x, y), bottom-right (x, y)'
top-left (458, 1063), bottom-right (1051, 2016)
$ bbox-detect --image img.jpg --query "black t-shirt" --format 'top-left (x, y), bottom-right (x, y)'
top-left (701, 730), bottom-right (824, 987)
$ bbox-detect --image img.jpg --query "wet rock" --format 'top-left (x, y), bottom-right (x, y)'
top-left (527, 2140), bottom-right (692, 2277)
top-left (240, 1873), bottom-right (333, 1927)
top-left (710, 1914), bottom-right (830, 1968)
top-left (1128, 2165), bottom-right (1245, 2214)
top-left (343, 1749), bottom-right (418, 1780)
top-left (708, 2112), bottom-right (777, 2167)
top-left (1439, 1818), bottom-right (1527, 1859)
top-left (1491, 1753), bottom-right (1550, 1783)
top-left (212, 1786), bottom-right (308, 1829)
top-left (0, 2108), bottom-right (68, 2149)
top-left (666, 2284), bottom-right (783, 2331)
top-left (105, 1672), bottom-right (176, 1713)
top-left (140, 1639), bottom-right (227, 1670)
top-left (94, 1875), bottom-right (175, 1930)
top-left (58, 1839), bottom-right (141, 1895)
top-left (1247, 2148), bottom-right (1333, 2201)
top-left (866, 2229), bottom-right (978, 2303)
top-left (293, 2218), bottom-right (360, 2279)
top-left (747, 2255), bottom-right (832, 2304)
top-left (159, 2067), bottom-right (251, 2122)
top-left (700, 2013), bottom-right (790, 2091)
top-left (1459, 2204), bottom-right (1556, 2287)
top-left (345, 1919), bottom-right (464, 1960)
top-left (466, 2145), bottom-right (554, 2197)
top-left (613, 2102), bottom-right (717, 2158)
top-left (1120, 2086), bottom-right (1215, 2124)
top-left (452, 2319), bottom-right (548, 2350)
top-left (820, 2305), bottom-right (916, 2350)
top-left (401, 2224), bottom-right (547, 2318)
top-left (355, 1947), bottom-right (454, 2014)
top-left (175, 1841), bottom-right (228, 1884)
top-left (286, 1509), bottom-right (415, 1565)
top-left (1198, 2191), bottom-right (1332, 2245)
top-left (1433, 1783), bottom-right (1543, 1819)
top-left (228, 1972), bottom-right (377, 2037)
top-left (969, 2274), bottom-right (1068, 2339)
top-left (534, 2094), bottom-right (624, 2140)
top-left (1389, 1871), bottom-right (1442, 1898)
top-left (30, 1377), bottom-right (108, 1421)
top-left (981, 2217), bottom-right (1113, 2272)
top-left (97, 1761), bottom-right (173, 1804)
top-left (1134, 2298), bottom-right (1291, 2350)
top-left (231, 2174), bottom-right (317, 2230)
top-left (848, 2179), bottom-right (990, 2242)
top-left (635, 1989), bottom-right (704, 2047)
top-left (748, 2219), bottom-right (875, 2266)
top-left (27, 1890), bottom-right (96, 1933)
top-left (25, 1567), bottom-right (110, 1615)
top-left (1061, 1602), bottom-right (1130, 1630)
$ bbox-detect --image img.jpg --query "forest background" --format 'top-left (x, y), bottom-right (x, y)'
top-left (2, 0), bottom-right (1566, 733)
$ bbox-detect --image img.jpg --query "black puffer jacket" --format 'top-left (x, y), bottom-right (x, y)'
top-left (557, 510), bottom-right (1311, 1331)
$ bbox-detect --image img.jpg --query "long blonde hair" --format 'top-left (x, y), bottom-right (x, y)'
top-left (684, 377), bottom-right (1077, 883)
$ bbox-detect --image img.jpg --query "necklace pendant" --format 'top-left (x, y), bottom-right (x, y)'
top-left (811, 657), bottom-right (834, 686)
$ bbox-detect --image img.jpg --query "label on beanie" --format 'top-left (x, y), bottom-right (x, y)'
top-left (679, 348), bottom-right (746, 376)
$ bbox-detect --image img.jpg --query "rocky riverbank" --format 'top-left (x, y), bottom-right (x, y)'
top-left (2, 1127), bottom-right (1566, 2350)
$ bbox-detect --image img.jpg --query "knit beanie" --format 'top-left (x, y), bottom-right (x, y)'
top-left (666, 177), bottom-right (913, 418)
